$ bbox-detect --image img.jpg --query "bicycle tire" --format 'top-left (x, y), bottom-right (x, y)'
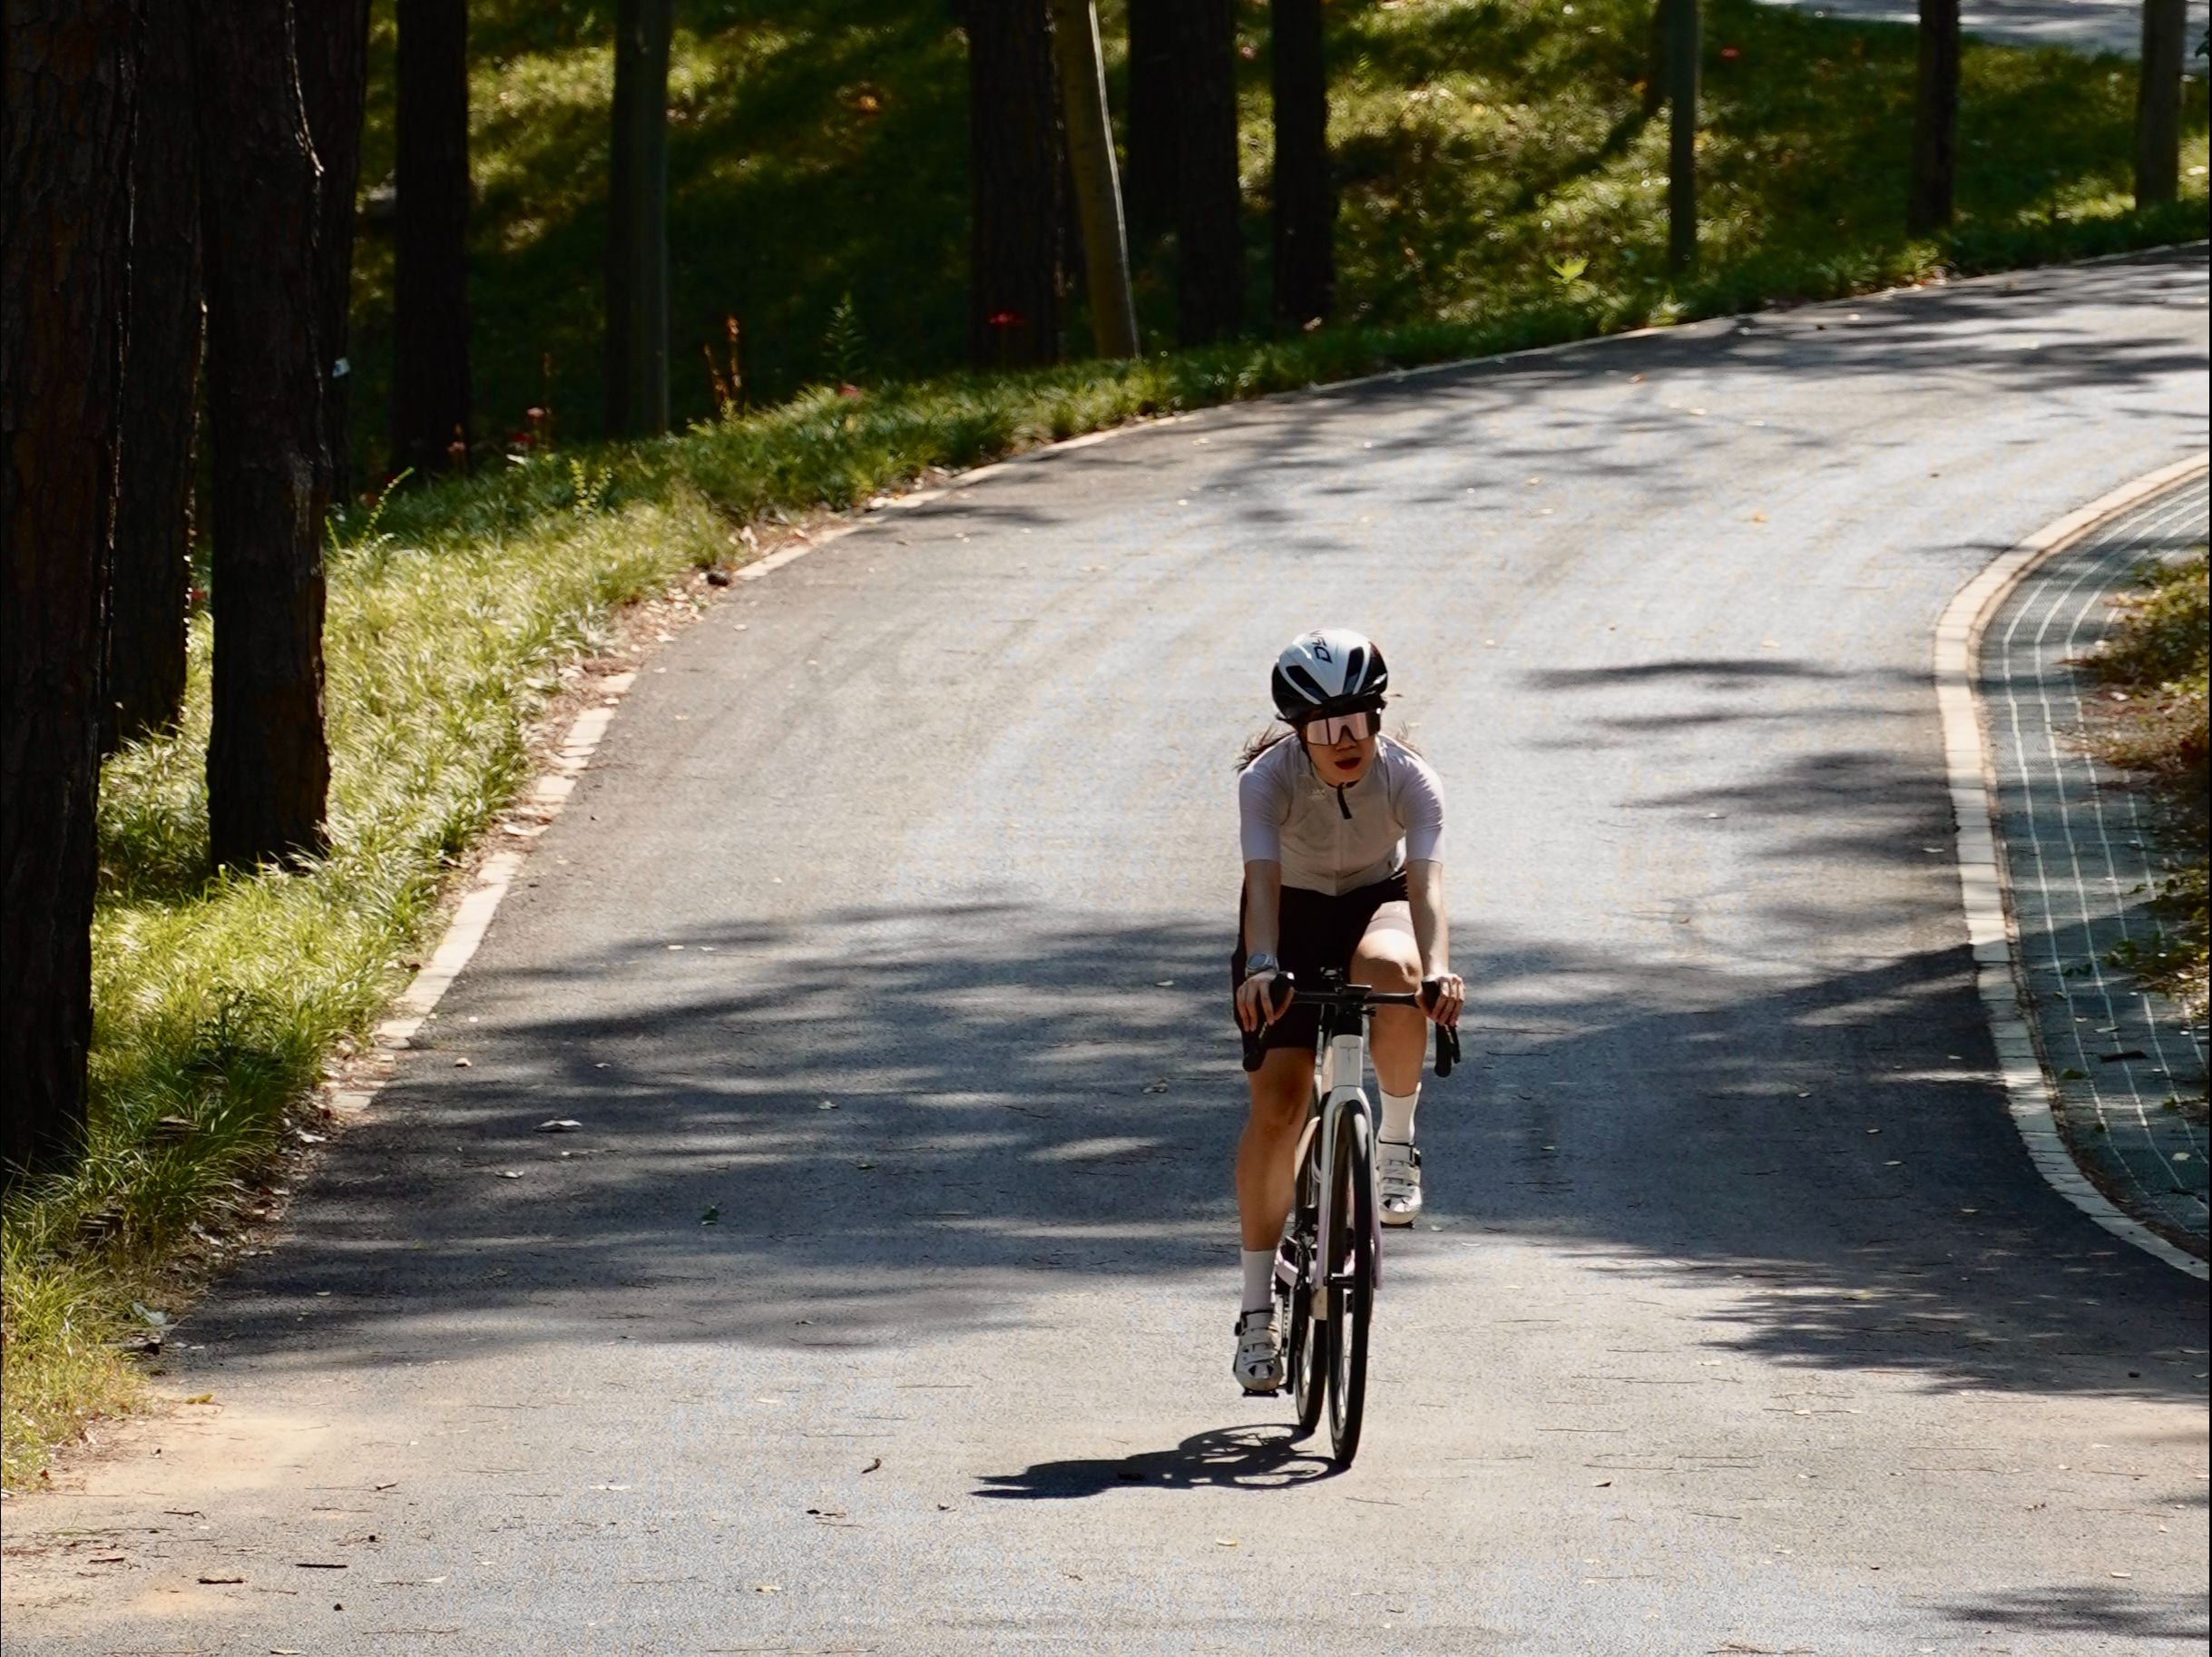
top-left (1326, 1104), bottom-right (1375, 1464)
top-left (1286, 1148), bottom-right (1328, 1436)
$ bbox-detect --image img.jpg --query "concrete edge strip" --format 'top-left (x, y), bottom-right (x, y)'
top-left (1934, 451), bottom-right (2210, 1281)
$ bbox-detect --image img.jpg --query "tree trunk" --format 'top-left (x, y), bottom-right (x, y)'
top-left (1643, 0), bottom-right (1673, 118)
top-left (1170, 0), bottom-right (1243, 344)
top-left (392, 0), bottom-right (472, 472)
top-left (1908, 0), bottom-right (1959, 234)
top-left (107, 0), bottom-right (199, 752)
top-left (1666, 0), bottom-right (1699, 271)
top-left (1122, 0), bottom-right (1178, 244)
top-left (2135, 0), bottom-right (2188, 206)
top-left (965, 0), bottom-right (1062, 369)
top-left (297, 0), bottom-right (372, 496)
top-left (192, 0), bottom-right (332, 870)
top-left (1050, 0), bottom-right (1138, 358)
top-left (604, 0), bottom-right (670, 436)
top-left (2, 0), bottom-right (139, 1180)
top-left (1270, 0), bottom-right (1334, 329)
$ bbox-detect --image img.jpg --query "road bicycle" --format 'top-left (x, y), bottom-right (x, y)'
top-left (1241, 970), bottom-right (1459, 1466)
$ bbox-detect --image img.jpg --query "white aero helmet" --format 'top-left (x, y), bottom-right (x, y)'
top-left (1270, 628), bottom-right (1389, 724)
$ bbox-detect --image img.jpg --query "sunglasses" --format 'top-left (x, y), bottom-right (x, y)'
top-left (1300, 710), bottom-right (1376, 745)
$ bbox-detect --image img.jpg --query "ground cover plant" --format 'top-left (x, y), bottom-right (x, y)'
top-left (342, 0), bottom-right (2212, 468)
top-left (5, 0), bottom-right (2207, 1485)
top-left (2088, 545), bottom-right (2212, 1032)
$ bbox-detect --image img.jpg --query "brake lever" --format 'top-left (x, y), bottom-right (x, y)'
top-left (1421, 978), bottom-right (1461, 1078)
top-left (1239, 971), bottom-right (1296, 1073)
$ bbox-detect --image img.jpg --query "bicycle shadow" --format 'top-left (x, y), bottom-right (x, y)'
top-left (971, 1422), bottom-right (1341, 1499)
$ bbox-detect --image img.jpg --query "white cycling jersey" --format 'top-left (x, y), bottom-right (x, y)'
top-left (1237, 734), bottom-right (1445, 897)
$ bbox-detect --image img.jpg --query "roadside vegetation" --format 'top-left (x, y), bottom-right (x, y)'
top-left (2088, 544), bottom-right (2211, 1034)
top-left (5, 0), bottom-right (2208, 1485)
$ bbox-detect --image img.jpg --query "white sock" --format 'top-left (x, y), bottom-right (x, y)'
top-left (1240, 1249), bottom-right (1276, 1313)
top-left (1380, 1086), bottom-right (1419, 1145)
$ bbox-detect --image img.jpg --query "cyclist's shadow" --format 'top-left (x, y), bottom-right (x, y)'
top-left (972, 1423), bottom-right (1338, 1499)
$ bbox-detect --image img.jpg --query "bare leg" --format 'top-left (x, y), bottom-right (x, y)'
top-left (1352, 903), bottom-right (1426, 1098)
top-left (1237, 1045), bottom-right (1312, 1250)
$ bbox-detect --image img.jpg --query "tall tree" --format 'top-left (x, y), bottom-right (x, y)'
top-left (2135, 0), bottom-right (2188, 206)
top-left (1122, 0), bottom-right (1179, 245)
top-left (1050, 0), bottom-right (1139, 358)
top-left (2, 0), bottom-right (139, 1179)
top-left (297, 0), bottom-right (373, 495)
top-left (965, 0), bottom-right (1063, 369)
top-left (1643, 0), bottom-right (1674, 119)
top-left (107, 0), bottom-right (200, 752)
top-left (604, 0), bottom-right (671, 436)
top-left (1270, 0), bottom-right (1335, 328)
top-left (1666, 0), bottom-right (1699, 270)
top-left (1908, 0), bottom-right (1960, 233)
top-left (192, 0), bottom-right (332, 869)
top-left (392, 0), bottom-right (472, 472)
top-left (1170, 0), bottom-right (1243, 343)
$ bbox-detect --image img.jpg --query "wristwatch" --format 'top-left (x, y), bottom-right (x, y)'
top-left (1242, 952), bottom-right (1280, 978)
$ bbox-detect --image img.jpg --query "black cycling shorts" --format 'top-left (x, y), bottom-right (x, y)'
top-left (1229, 868), bottom-right (1410, 1055)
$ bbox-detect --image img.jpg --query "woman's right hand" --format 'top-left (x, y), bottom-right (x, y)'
top-left (1236, 969), bottom-right (1285, 1033)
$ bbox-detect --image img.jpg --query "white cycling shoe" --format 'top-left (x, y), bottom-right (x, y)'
top-left (1378, 1138), bottom-right (1423, 1226)
top-left (1233, 1308), bottom-right (1285, 1393)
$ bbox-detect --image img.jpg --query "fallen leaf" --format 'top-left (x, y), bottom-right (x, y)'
top-left (453, 1057), bottom-right (471, 1068)
top-left (1593, 1479), bottom-right (1612, 1487)
top-left (185, 1392), bottom-right (214, 1405)
top-left (295, 1561), bottom-right (348, 1570)
top-left (198, 1574), bottom-right (245, 1584)
top-left (536, 1120), bottom-right (582, 1133)
top-left (1216, 1537), bottom-right (1240, 1547)
top-left (754, 1583), bottom-right (781, 1593)
top-left (862, 1457), bottom-right (883, 1474)
top-left (700, 1206), bottom-right (720, 1224)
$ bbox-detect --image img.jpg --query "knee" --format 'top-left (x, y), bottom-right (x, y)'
top-left (1355, 949), bottom-right (1420, 994)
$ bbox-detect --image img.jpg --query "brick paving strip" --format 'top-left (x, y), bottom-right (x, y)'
top-left (1982, 470), bottom-right (2210, 1261)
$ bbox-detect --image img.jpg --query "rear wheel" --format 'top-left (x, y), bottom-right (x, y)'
top-left (1326, 1105), bottom-right (1375, 1465)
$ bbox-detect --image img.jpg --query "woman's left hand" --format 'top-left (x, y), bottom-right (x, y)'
top-left (1422, 971), bottom-right (1464, 1029)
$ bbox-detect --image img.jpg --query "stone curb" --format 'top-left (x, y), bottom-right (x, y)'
top-left (1935, 452), bottom-right (2211, 1281)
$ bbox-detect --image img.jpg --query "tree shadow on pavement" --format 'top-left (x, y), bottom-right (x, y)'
top-left (971, 1423), bottom-right (1338, 1500)
top-left (1933, 1583), bottom-right (2210, 1641)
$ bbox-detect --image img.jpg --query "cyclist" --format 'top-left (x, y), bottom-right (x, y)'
top-left (1230, 628), bottom-right (1463, 1393)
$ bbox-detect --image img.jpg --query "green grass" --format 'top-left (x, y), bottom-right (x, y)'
top-left (338, 0), bottom-right (2208, 476)
top-left (7, 0), bottom-right (2209, 1485)
top-left (2088, 548), bottom-right (2211, 1025)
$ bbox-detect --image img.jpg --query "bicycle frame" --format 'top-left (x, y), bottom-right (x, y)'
top-left (1278, 1005), bottom-right (1384, 1315)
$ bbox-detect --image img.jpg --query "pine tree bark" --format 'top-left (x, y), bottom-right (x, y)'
top-left (1270, 0), bottom-right (1334, 329)
top-left (392, 0), bottom-right (472, 472)
top-left (1122, 0), bottom-right (1178, 245)
top-left (192, 0), bottom-right (332, 869)
top-left (2, 0), bottom-right (140, 1180)
top-left (1170, 0), bottom-right (1242, 344)
top-left (965, 0), bottom-right (1062, 369)
top-left (297, 0), bottom-right (372, 495)
top-left (106, 0), bottom-right (199, 753)
top-left (604, 0), bottom-right (671, 436)
top-left (2135, 0), bottom-right (2188, 207)
top-left (1907, 0), bottom-right (1959, 234)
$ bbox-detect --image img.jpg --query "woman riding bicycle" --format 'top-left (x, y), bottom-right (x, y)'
top-left (1231, 629), bottom-right (1463, 1393)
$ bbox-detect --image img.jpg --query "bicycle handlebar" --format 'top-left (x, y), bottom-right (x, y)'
top-left (1238, 972), bottom-right (1463, 1077)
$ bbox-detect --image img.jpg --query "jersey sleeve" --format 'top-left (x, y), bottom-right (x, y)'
top-left (1238, 750), bottom-right (1288, 864)
top-left (1395, 747), bottom-right (1446, 863)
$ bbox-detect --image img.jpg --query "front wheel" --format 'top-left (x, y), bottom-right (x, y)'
top-left (1326, 1105), bottom-right (1376, 1465)
top-left (1283, 1175), bottom-right (1327, 1438)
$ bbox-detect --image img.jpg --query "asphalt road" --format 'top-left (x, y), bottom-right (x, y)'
top-left (1753, 0), bottom-right (2211, 58)
top-left (8, 251), bottom-right (2210, 1655)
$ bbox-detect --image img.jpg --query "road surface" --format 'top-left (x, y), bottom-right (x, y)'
top-left (6, 250), bottom-right (2209, 1655)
